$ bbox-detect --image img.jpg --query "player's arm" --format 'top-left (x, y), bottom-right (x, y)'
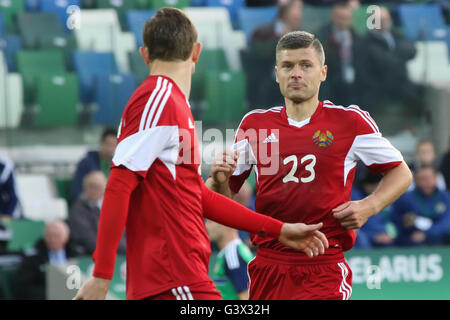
top-left (202, 183), bottom-right (329, 257)
top-left (334, 161), bottom-right (412, 230)
top-left (73, 166), bottom-right (141, 300)
top-left (205, 150), bottom-right (239, 199)
top-left (238, 291), bottom-right (249, 300)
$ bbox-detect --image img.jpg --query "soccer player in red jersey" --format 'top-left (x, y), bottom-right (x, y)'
top-left (73, 9), bottom-right (330, 300)
top-left (206, 31), bottom-right (413, 300)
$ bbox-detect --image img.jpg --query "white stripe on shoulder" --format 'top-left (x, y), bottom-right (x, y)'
top-left (323, 101), bottom-right (378, 133)
top-left (144, 78), bottom-right (168, 130)
top-left (139, 77), bottom-right (163, 131)
top-left (150, 82), bottom-right (173, 128)
top-left (348, 104), bottom-right (379, 133)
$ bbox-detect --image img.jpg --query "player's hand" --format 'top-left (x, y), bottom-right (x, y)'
top-left (332, 199), bottom-right (377, 230)
top-left (278, 222), bottom-right (329, 258)
top-left (210, 150), bottom-right (240, 185)
top-left (73, 277), bottom-right (111, 300)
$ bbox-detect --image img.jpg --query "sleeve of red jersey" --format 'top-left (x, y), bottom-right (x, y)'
top-left (112, 78), bottom-right (179, 178)
top-left (92, 166), bottom-right (140, 280)
top-left (202, 183), bottom-right (282, 238)
top-left (229, 114), bottom-right (258, 194)
top-left (349, 106), bottom-right (403, 174)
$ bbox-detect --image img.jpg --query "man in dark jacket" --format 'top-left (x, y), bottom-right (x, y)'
top-left (245, 0), bottom-right (303, 108)
top-left (14, 220), bottom-right (78, 299)
top-left (316, 1), bottom-right (369, 107)
top-left (363, 6), bottom-right (418, 117)
top-left (69, 171), bottom-right (126, 256)
top-left (70, 127), bottom-right (117, 202)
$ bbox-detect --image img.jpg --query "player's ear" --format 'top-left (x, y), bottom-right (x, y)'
top-left (192, 42), bottom-right (202, 64)
top-left (139, 46), bottom-right (150, 67)
top-left (275, 65), bottom-right (280, 84)
top-left (320, 64), bottom-right (327, 82)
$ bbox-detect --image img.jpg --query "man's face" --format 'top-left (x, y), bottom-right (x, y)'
top-left (45, 223), bottom-right (69, 252)
top-left (275, 47), bottom-right (327, 104)
top-left (283, 0), bottom-right (303, 30)
top-left (99, 135), bottom-right (118, 160)
top-left (379, 8), bottom-right (392, 32)
top-left (415, 168), bottom-right (437, 196)
top-left (84, 173), bottom-right (107, 203)
top-left (332, 6), bottom-right (353, 31)
top-left (416, 142), bottom-right (435, 166)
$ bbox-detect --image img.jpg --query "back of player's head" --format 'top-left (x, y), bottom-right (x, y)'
top-left (142, 7), bottom-right (198, 62)
top-left (276, 30), bottom-right (325, 65)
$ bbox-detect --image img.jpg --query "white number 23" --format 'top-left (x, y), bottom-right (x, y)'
top-left (282, 154), bottom-right (316, 184)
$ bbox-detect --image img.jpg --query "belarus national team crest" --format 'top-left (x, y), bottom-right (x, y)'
top-left (312, 130), bottom-right (334, 148)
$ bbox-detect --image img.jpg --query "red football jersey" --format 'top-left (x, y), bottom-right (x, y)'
top-left (112, 75), bottom-right (211, 299)
top-left (229, 101), bottom-right (403, 254)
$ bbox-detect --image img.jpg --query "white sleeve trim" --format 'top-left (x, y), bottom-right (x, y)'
top-left (231, 139), bottom-right (257, 176)
top-left (344, 133), bottom-right (403, 186)
top-left (112, 126), bottom-right (179, 179)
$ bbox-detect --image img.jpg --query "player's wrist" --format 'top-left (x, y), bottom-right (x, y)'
top-left (361, 195), bottom-right (380, 217)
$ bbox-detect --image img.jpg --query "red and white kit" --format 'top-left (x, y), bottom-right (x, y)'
top-left (230, 101), bottom-right (403, 300)
top-left (92, 75), bottom-right (284, 300)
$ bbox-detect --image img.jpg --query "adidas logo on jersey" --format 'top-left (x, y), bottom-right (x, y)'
top-left (263, 133), bottom-right (279, 143)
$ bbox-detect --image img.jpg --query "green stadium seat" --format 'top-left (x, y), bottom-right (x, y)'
top-left (191, 48), bottom-right (228, 101)
top-left (0, 0), bottom-right (24, 33)
top-left (38, 34), bottom-right (78, 71)
top-left (149, 0), bottom-right (190, 9)
top-left (16, 50), bottom-right (66, 104)
top-left (301, 5), bottom-right (332, 34)
top-left (128, 50), bottom-right (149, 84)
top-left (34, 73), bottom-right (79, 127)
top-left (3, 219), bottom-right (45, 253)
top-left (202, 70), bottom-right (246, 123)
top-left (17, 12), bottom-right (65, 49)
top-left (53, 177), bottom-right (73, 207)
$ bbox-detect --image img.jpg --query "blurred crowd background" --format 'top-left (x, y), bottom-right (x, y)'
top-left (1, 0), bottom-right (450, 299)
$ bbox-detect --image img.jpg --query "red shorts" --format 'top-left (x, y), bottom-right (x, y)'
top-left (145, 281), bottom-right (222, 300)
top-left (248, 248), bottom-right (352, 300)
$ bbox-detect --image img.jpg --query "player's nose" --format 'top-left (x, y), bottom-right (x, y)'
top-left (290, 65), bottom-right (303, 78)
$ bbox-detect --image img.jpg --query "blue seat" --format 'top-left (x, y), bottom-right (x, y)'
top-left (94, 73), bottom-right (136, 125)
top-left (397, 4), bottom-right (447, 41)
top-left (237, 6), bottom-right (278, 43)
top-left (40, 0), bottom-right (81, 32)
top-left (205, 0), bottom-right (245, 29)
top-left (0, 35), bottom-right (22, 72)
top-left (126, 10), bottom-right (156, 47)
top-left (24, 0), bottom-right (41, 11)
top-left (73, 51), bottom-right (119, 103)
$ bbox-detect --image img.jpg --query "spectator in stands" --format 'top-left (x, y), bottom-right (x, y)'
top-left (390, 165), bottom-right (450, 247)
top-left (14, 220), bottom-right (77, 299)
top-left (70, 127), bottom-right (117, 202)
top-left (363, 6), bottom-right (418, 117)
top-left (408, 139), bottom-right (446, 191)
top-left (0, 155), bottom-right (22, 219)
top-left (316, 0), bottom-right (369, 107)
top-left (69, 171), bottom-right (126, 256)
top-left (351, 171), bottom-right (395, 249)
top-left (245, 0), bottom-right (304, 108)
